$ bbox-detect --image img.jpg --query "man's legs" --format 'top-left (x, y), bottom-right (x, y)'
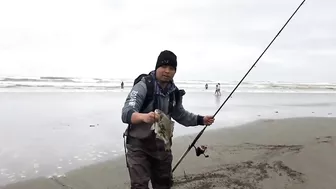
top-left (150, 151), bottom-right (173, 189)
top-left (126, 145), bottom-right (152, 189)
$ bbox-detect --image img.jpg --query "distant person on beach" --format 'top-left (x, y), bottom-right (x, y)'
top-left (121, 50), bottom-right (215, 188)
top-left (121, 81), bottom-right (124, 89)
top-left (215, 83), bottom-right (221, 96)
top-left (205, 83), bottom-right (208, 90)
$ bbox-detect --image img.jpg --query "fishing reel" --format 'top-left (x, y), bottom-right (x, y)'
top-left (193, 145), bottom-right (209, 158)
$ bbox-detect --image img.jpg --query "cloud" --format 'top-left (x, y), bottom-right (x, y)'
top-left (0, 0), bottom-right (335, 82)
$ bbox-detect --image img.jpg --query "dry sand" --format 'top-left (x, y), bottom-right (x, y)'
top-left (2, 116), bottom-right (336, 189)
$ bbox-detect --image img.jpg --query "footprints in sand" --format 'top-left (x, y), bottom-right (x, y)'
top-left (173, 160), bottom-right (305, 189)
top-left (174, 134), bottom-right (336, 189)
top-left (172, 143), bottom-right (306, 188)
top-left (220, 143), bottom-right (303, 156)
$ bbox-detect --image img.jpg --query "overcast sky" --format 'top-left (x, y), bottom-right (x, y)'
top-left (0, 0), bottom-right (335, 83)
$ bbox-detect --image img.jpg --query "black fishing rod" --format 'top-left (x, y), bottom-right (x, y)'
top-left (172, 0), bottom-right (307, 173)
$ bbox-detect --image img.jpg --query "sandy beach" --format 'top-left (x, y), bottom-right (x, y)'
top-left (1, 0), bottom-right (336, 187)
top-left (2, 116), bottom-right (336, 189)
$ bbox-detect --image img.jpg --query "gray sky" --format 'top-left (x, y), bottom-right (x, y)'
top-left (0, 0), bottom-right (335, 83)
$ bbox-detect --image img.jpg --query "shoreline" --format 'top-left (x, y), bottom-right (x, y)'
top-left (1, 89), bottom-right (336, 94)
top-left (2, 116), bottom-right (336, 189)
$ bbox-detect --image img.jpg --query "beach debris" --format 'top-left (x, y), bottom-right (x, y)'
top-left (99, 151), bottom-right (108, 155)
top-left (183, 170), bottom-right (189, 180)
top-left (316, 136), bottom-right (333, 144)
top-left (20, 174), bottom-right (26, 178)
top-left (33, 163), bottom-right (39, 169)
top-left (151, 109), bottom-right (175, 151)
top-left (49, 175), bottom-right (73, 189)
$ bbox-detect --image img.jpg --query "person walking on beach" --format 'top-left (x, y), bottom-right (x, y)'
top-left (121, 50), bottom-right (215, 189)
top-left (121, 81), bottom-right (124, 89)
top-left (215, 83), bottom-right (221, 96)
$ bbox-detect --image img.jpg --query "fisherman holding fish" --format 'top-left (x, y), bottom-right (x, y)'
top-left (121, 50), bottom-right (215, 189)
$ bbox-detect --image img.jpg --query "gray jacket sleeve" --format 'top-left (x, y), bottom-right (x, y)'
top-left (121, 80), bottom-right (147, 124)
top-left (171, 96), bottom-right (204, 127)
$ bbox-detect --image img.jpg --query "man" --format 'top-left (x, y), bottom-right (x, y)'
top-left (121, 50), bottom-right (215, 189)
top-left (215, 83), bottom-right (221, 96)
top-left (121, 81), bottom-right (124, 89)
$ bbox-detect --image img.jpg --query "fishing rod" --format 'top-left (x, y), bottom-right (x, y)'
top-left (172, 0), bottom-right (307, 173)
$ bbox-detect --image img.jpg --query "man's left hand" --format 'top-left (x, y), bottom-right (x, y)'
top-left (203, 116), bottom-right (215, 125)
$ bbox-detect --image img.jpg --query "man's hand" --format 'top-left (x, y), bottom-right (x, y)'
top-left (203, 116), bottom-right (215, 125)
top-left (142, 111), bottom-right (160, 124)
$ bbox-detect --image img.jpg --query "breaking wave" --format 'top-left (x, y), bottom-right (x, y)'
top-left (0, 76), bottom-right (335, 93)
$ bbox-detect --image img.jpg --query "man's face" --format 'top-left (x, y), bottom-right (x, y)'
top-left (155, 65), bottom-right (176, 82)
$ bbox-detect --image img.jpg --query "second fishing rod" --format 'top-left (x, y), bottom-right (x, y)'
top-left (172, 0), bottom-right (307, 173)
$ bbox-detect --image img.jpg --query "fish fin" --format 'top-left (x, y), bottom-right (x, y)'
top-left (164, 140), bottom-right (171, 151)
top-left (151, 123), bottom-right (155, 131)
top-left (156, 134), bottom-right (165, 143)
top-left (171, 121), bottom-right (175, 135)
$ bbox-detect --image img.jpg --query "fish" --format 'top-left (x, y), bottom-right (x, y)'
top-left (151, 109), bottom-right (175, 151)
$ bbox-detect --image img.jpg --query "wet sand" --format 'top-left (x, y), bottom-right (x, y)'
top-left (2, 116), bottom-right (336, 189)
top-left (1, 92), bottom-right (335, 186)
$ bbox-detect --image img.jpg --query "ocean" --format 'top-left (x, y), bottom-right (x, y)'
top-left (0, 76), bottom-right (335, 186)
top-left (1, 76), bottom-right (336, 93)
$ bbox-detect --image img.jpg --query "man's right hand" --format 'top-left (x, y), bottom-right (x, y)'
top-left (142, 112), bottom-right (160, 124)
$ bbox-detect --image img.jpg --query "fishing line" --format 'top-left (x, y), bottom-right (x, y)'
top-left (172, 0), bottom-right (307, 173)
